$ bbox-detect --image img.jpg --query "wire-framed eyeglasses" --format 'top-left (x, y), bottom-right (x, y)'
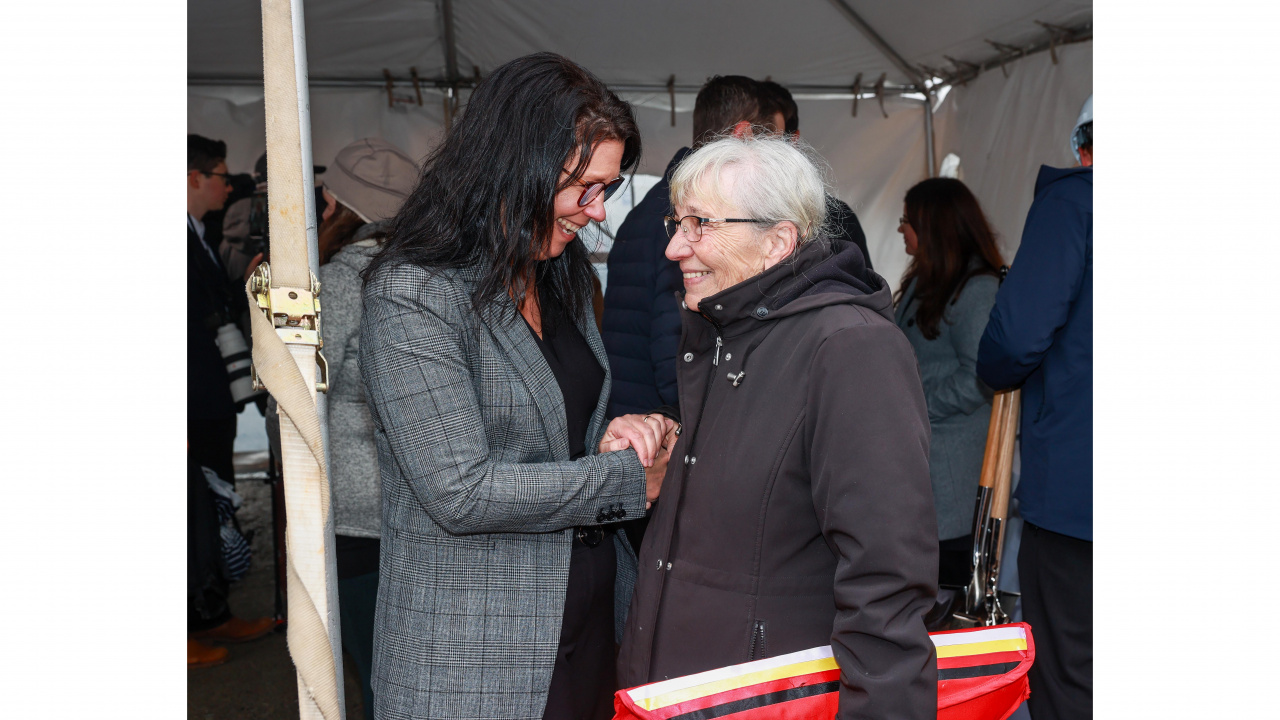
top-left (664, 215), bottom-right (769, 241)
top-left (566, 175), bottom-right (626, 207)
top-left (201, 171), bottom-right (234, 185)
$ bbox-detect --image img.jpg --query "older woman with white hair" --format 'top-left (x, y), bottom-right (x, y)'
top-left (617, 135), bottom-right (939, 718)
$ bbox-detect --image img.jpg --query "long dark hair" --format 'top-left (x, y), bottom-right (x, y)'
top-left (317, 200), bottom-right (365, 265)
top-left (894, 178), bottom-right (1004, 340)
top-left (363, 52), bottom-right (641, 322)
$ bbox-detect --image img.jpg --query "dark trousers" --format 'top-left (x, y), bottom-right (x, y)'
top-left (189, 415), bottom-right (238, 486)
top-left (188, 417), bottom-right (237, 632)
top-left (337, 535), bottom-right (381, 715)
top-left (542, 532), bottom-right (617, 720)
top-left (339, 571), bottom-right (379, 714)
top-left (938, 535), bottom-right (974, 588)
top-left (188, 455), bottom-right (231, 632)
top-left (1019, 522), bottom-right (1092, 720)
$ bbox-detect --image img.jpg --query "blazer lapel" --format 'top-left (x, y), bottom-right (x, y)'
top-left (476, 292), bottom-right (572, 462)
top-left (575, 311), bottom-right (612, 455)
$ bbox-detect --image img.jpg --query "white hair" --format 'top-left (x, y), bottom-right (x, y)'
top-left (669, 134), bottom-right (832, 245)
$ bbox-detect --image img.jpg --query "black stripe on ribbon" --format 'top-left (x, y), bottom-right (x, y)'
top-left (223, 350), bottom-right (252, 364)
top-left (227, 367), bottom-right (253, 382)
top-left (667, 681), bottom-right (839, 720)
top-left (938, 661), bottom-right (1020, 680)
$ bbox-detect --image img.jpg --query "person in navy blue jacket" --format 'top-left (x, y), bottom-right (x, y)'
top-left (602, 76), bottom-right (870, 421)
top-left (976, 96), bottom-right (1092, 720)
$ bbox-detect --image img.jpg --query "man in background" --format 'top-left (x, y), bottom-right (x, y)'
top-left (187, 134), bottom-right (273, 664)
top-left (976, 96), bottom-right (1093, 720)
top-left (602, 75), bottom-right (778, 420)
top-left (758, 80), bottom-right (872, 269)
top-left (601, 76), bottom-right (777, 553)
top-left (188, 134), bottom-right (239, 486)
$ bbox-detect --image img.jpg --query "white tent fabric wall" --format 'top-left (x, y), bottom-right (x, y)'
top-left (188, 40), bottom-right (1093, 295)
top-left (188, 84), bottom-right (936, 293)
top-left (792, 95), bottom-right (933, 293)
top-left (931, 40), bottom-right (1094, 264)
top-left (189, 86), bottom-right (449, 177)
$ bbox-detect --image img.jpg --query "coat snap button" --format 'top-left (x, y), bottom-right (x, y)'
top-left (656, 559), bottom-right (663, 570)
top-left (755, 306), bottom-right (769, 318)
top-left (690, 456), bottom-right (697, 465)
top-left (714, 304), bottom-right (723, 311)
top-left (666, 562), bottom-right (673, 570)
top-left (683, 455), bottom-right (689, 465)
top-left (724, 352), bottom-right (732, 361)
top-left (683, 353), bottom-right (694, 362)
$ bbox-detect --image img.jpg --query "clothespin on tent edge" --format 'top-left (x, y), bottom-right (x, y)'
top-left (1034, 21), bottom-right (1072, 64)
top-left (944, 56), bottom-right (981, 86)
top-left (873, 72), bottom-right (887, 119)
top-left (667, 75), bottom-right (676, 127)
top-left (382, 69), bottom-right (395, 108)
top-left (850, 73), bottom-right (862, 117)
top-left (409, 67), bottom-right (423, 106)
top-left (984, 39), bottom-right (1024, 79)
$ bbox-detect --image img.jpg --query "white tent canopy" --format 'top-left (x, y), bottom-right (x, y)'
top-left (189, 0), bottom-right (1092, 289)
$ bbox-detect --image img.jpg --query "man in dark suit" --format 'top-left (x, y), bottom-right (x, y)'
top-left (603, 77), bottom-right (789, 553)
top-left (187, 135), bottom-right (238, 484)
top-left (603, 76), bottom-right (770, 421)
top-left (602, 78), bottom-right (874, 423)
top-left (187, 135), bottom-right (271, 662)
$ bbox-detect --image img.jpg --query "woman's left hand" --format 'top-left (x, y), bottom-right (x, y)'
top-left (599, 414), bottom-right (675, 467)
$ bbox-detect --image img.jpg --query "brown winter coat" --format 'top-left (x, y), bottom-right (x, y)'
top-left (617, 240), bottom-right (939, 719)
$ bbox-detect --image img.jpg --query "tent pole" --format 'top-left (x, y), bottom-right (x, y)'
top-left (824, 0), bottom-right (925, 88)
top-left (257, 0), bottom-right (344, 717)
top-left (923, 93), bottom-right (936, 178)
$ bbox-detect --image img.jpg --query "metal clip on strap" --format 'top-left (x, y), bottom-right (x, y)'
top-left (248, 262), bottom-right (329, 392)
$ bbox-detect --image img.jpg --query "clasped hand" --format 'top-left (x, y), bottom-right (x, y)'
top-left (599, 414), bottom-right (679, 508)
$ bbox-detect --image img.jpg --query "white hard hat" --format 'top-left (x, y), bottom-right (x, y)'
top-left (1071, 94), bottom-right (1092, 163)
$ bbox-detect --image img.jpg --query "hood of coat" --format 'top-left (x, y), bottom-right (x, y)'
top-left (686, 237), bottom-right (893, 334)
top-left (329, 229), bottom-right (382, 272)
top-left (1034, 164), bottom-right (1092, 197)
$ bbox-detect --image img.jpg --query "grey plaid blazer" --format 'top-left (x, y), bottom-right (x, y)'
top-left (359, 260), bottom-right (647, 720)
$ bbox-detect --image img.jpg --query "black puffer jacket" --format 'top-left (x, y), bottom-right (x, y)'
top-left (617, 239), bottom-right (938, 719)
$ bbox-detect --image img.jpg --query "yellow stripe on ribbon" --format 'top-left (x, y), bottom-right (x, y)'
top-left (639, 657), bottom-right (840, 711)
top-left (935, 638), bottom-right (1027, 659)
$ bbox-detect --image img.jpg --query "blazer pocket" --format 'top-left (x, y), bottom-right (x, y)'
top-left (391, 528), bottom-right (495, 551)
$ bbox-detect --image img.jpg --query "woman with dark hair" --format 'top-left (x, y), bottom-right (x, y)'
top-left (893, 177), bottom-right (1005, 594)
top-left (359, 53), bottom-right (675, 720)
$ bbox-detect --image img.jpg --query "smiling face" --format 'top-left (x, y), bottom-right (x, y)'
top-left (664, 166), bottom-right (774, 311)
top-left (538, 138), bottom-right (624, 261)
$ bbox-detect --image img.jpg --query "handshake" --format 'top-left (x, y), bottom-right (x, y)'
top-left (599, 413), bottom-right (680, 509)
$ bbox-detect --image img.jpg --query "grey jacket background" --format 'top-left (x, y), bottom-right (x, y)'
top-left (320, 239), bottom-right (381, 538)
top-left (359, 260), bottom-right (648, 720)
top-left (894, 273), bottom-right (998, 540)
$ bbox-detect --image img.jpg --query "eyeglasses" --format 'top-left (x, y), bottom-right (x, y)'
top-left (663, 215), bottom-right (768, 241)
top-left (567, 175), bottom-right (626, 207)
top-left (202, 171), bottom-right (233, 184)
top-left (899, 215), bottom-right (910, 226)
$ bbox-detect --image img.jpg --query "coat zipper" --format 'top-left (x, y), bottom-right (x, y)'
top-left (713, 335), bottom-right (723, 366)
top-left (748, 620), bottom-right (767, 661)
